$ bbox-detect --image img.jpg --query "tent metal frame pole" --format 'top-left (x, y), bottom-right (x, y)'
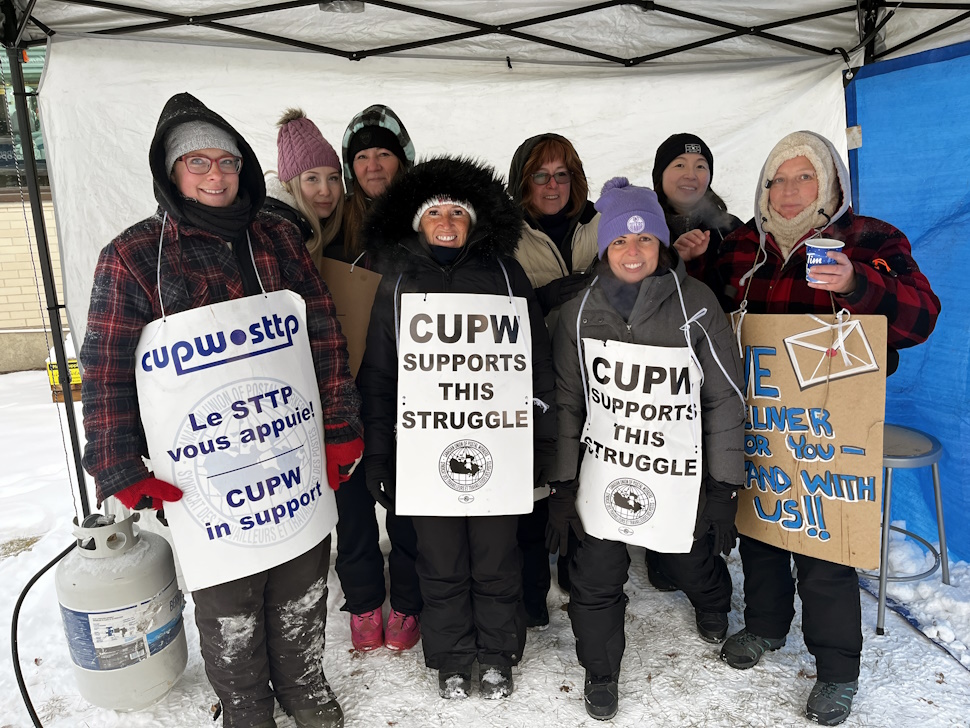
top-left (875, 8), bottom-right (970, 58)
top-left (3, 44), bottom-right (91, 518)
top-left (52, 0), bottom-right (854, 65)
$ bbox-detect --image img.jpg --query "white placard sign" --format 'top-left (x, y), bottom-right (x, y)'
top-left (134, 290), bottom-right (337, 592)
top-left (577, 339), bottom-right (703, 551)
top-left (396, 293), bottom-right (534, 516)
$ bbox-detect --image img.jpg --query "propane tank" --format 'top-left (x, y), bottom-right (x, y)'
top-left (54, 512), bottom-right (188, 711)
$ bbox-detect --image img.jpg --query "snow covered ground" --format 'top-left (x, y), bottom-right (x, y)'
top-left (1, 369), bottom-right (968, 728)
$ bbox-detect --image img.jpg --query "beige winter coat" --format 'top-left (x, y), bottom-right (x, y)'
top-left (514, 213), bottom-right (600, 289)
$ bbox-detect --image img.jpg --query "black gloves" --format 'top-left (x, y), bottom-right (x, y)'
top-left (545, 480), bottom-right (586, 555)
top-left (534, 272), bottom-right (590, 316)
top-left (364, 455), bottom-right (395, 511)
top-left (698, 478), bottom-right (740, 556)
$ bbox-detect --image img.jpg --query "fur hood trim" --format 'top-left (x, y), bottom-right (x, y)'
top-left (363, 156), bottom-right (522, 260)
top-left (264, 171), bottom-right (297, 208)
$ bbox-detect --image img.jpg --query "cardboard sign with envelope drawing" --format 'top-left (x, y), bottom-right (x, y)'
top-left (735, 313), bottom-right (887, 569)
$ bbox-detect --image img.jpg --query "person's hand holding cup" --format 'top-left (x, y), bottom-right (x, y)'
top-left (806, 238), bottom-right (855, 294)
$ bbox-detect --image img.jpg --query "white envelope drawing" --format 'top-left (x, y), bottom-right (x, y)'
top-left (783, 319), bottom-right (879, 389)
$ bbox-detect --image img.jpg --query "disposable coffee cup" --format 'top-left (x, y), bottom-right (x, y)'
top-left (805, 238), bottom-right (844, 283)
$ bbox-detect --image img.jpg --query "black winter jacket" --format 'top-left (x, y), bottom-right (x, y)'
top-left (358, 157), bottom-right (557, 471)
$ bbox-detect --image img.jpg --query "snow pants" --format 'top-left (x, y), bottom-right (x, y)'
top-left (739, 535), bottom-right (862, 683)
top-left (570, 534), bottom-right (731, 676)
top-left (656, 533), bottom-right (732, 613)
top-left (333, 462), bottom-right (422, 616)
top-left (412, 514), bottom-right (526, 672)
top-left (568, 535), bottom-right (630, 677)
top-left (518, 496), bottom-right (551, 622)
top-left (193, 536), bottom-right (335, 728)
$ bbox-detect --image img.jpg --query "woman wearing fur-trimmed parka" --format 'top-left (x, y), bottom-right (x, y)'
top-left (357, 156), bottom-right (557, 700)
top-left (80, 92), bottom-right (362, 728)
top-left (547, 178), bottom-right (744, 721)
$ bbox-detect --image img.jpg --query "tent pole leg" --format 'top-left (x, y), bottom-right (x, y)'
top-left (5, 45), bottom-right (91, 518)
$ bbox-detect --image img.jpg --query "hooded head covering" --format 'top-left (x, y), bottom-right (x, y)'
top-left (363, 156), bottom-right (521, 261)
top-left (506, 132), bottom-right (590, 212)
top-left (758, 131), bottom-right (843, 258)
top-left (149, 92), bottom-right (265, 225)
top-left (276, 108), bottom-right (341, 182)
top-left (341, 104), bottom-right (415, 192)
top-left (595, 177), bottom-right (669, 258)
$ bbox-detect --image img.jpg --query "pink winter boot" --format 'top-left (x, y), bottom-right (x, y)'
top-left (350, 609), bottom-right (384, 652)
top-left (384, 609), bottom-right (420, 651)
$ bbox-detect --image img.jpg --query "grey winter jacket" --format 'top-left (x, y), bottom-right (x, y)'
top-left (551, 257), bottom-right (745, 503)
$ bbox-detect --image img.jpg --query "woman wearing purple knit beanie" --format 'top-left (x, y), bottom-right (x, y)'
top-left (546, 177), bottom-right (744, 720)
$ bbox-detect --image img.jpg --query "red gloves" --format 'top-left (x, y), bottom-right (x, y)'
top-left (114, 477), bottom-right (183, 510)
top-left (325, 437), bottom-right (364, 491)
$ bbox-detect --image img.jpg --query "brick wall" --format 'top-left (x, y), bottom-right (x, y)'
top-left (0, 199), bottom-right (61, 329)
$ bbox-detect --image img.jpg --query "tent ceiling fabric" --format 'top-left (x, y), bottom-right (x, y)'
top-left (10, 1), bottom-right (970, 66)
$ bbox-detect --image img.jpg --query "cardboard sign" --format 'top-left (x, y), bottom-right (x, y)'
top-left (134, 290), bottom-right (337, 591)
top-left (395, 293), bottom-right (534, 517)
top-left (735, 313), bottom-right (886, 569)
top-left (576, 338), bottom-right (702, 551)
top-left (318, 257), bottom-right (382, 379)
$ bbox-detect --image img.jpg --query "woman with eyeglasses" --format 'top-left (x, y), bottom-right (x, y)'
top-left (79, 92), bottom-right (361, 728)
top-left (717, 131), bottom-right (940, 727)
top-left (506, 132), bottom-right (600, 629)
top-left (508, 133), bottom-right (600, 319)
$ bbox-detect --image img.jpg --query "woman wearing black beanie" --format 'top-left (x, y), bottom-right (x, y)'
top-left (652, 132), bottom-right (742, 310)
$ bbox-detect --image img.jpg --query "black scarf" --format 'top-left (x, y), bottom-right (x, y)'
top-left (429, 244), bottom-right (462, 266)
top-left (180, 189), bottom-right (253, 242)
top-left (599, 261), bottom-right (670, 322)
top-left (536, 208), bottom-right (572, 254)
top-left (179, 190), bottom-right (261, 295)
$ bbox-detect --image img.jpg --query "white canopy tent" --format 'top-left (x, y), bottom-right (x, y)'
top-left (4, 1), bottom-right (970, 519)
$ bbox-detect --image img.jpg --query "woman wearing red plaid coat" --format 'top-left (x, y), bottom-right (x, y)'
top-left (80, 92), bottom-right (362, 728)
top-left (717, 130), bottom-right (940, 727)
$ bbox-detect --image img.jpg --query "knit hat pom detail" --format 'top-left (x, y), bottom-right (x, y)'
top-left (276, 108), bottom-right (306, 127)
top-left (594, 177), bottom-right (670, 257)
top-left (601, 176), bottom-right (630, 194)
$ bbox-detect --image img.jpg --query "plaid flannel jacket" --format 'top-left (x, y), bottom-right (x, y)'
top-left (718, 208), bottom-right (940, 356)
top-left (80, 210), bottom-right (362, 504)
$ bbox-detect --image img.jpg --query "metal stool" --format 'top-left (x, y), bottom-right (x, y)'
top-left (867, 423), bottom-right (950, 635)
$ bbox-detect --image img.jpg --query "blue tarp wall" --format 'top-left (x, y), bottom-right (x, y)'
top-left (846, 41), bottom-right (970, 562)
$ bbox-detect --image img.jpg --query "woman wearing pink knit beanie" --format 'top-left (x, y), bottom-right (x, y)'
top-left (265, 109), bottom-right (345, 273)
top-left (266, 107), bottom-right (424, 657)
